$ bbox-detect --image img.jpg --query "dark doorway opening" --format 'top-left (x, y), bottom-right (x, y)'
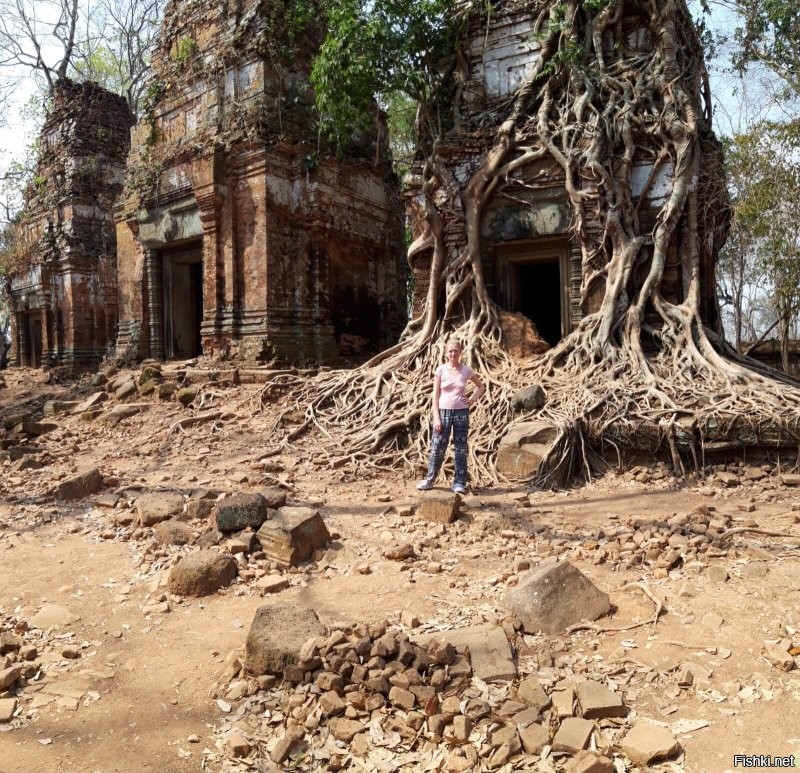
top-left (515, 260), bottom-right (562, 346)
top-left (163, 241), bottom-right (203, 359)
top-left (494, 238), bottom-right (570, 346)
top-left (20, 311), bottom-right (43, 366)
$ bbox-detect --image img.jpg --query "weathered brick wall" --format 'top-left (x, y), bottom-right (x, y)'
top-left (116, 0), bottom-right (406, 365)
top-left (8, 80), bottom-right (132, 369)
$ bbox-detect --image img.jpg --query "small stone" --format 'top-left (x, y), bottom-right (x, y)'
top-left (320, 690), bottom-right (346, 717)
top-left (270, 728), bottom-right (303, 763)
top-left (565, 750), bottom-right (615, 773)
top-left (452, 715), bottom-right (472, 741)
top-left (389, 686), bottom-right (416, 711)
top-left (61, 646), bottom-right (81, 659)
top-left (517, 678), bottom-right (551, 712)
top-left (225, 732), bottom-right (251, 758)
top-left (575, 680), bottom-right (626, 719)
top-left (620, 721), bottom-right (681, 766)
top-left (417, 491), bottom-right (460, 523)
top-left (401, 611), bottom-right (420, 629)
top-left (706, 565), bottom-right (728, 583)
top-left (552, 717), bottom-right (594, 754)
top-left (0, 665), bottom-right (22, 690)
top-left (551, 689), bottom-right (574, 718)
top-left (701, 611), bottom-right (724, 630)
top-left (741, 561), bottom-right (768, 579)
top-left (153, 520), bottom-right (196, 545)
top-left (256, 575), bottom-right (289, 594)
top-left (428, 714), bottom-right (448, 736)
top-left (383, 543), bottom-right (416, 561)
top-left (329, 717), bottom-right (364, 742)
top-left (0, 698), bottom-right (17, 722)
top-left (489, 733), bottom-right (521, 768)
top-left (763, 640), bottom-right (796, 672)
top-left (519, 722), bottom-right (549, 754)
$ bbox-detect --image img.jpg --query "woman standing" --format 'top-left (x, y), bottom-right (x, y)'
top-left (417, 340), bottom-right (485, 494)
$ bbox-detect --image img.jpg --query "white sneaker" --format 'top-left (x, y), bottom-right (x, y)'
top-left (416, 479), bottom-right (434, 491)
top-left (452, 483), bottom-right (466, 495)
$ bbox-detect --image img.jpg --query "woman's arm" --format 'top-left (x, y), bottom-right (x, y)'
top-left (432, 374), bottom-right (442, 432)
top-left (465, 373), bottom-right (485, 407)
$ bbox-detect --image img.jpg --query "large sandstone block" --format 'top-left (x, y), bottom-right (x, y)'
top-left (504, 561), bottom-right (610, 634)
top-left (167, 550), bottom-right (238, 597)
top-left (244, 604), bottom-right (325, 675)
top-left (215, 493), bottom-right (269, 532)
top-left (256, 506), bottom-right (330, 565)
top-left (495, 420), bottom-right (558, 479)
top-left (55, 468), bottom-right (104, 500)
top-left (510, 385), bottom-right (545, 413)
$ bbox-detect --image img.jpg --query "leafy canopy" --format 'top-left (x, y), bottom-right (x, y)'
top-left (310, 0), bottom-right (466, 148)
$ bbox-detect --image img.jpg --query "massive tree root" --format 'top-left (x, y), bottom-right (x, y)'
top-left (262, 0), bottom-right (800, 487)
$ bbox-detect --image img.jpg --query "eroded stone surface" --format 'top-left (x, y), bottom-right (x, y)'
top-left (244, 605), bottom-right (325, 675)
top-left (504, 561), bottom-right (610, 633)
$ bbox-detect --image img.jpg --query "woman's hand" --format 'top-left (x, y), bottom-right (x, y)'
top-left (433, 416), bottom-right (442, 433)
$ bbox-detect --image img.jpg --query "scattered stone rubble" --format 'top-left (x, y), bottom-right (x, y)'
top-left (204, 612), bottom-right (690, 772)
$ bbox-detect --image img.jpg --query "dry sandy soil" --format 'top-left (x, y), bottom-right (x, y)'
top-left (0, 365), bottom-right (799, 773)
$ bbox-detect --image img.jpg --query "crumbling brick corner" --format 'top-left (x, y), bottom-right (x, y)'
top-left (7, 79), bottom-right (133, 370)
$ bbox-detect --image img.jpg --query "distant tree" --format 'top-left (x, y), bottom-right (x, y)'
top-left (719, 121), bottom-right (800, 371)
top-left (0, 0), bottom-right (84, 93)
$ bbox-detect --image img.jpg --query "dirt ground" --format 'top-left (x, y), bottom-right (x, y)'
top-left (0, 365), bottom-right (799, 773)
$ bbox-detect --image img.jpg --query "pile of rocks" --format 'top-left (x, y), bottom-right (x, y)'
top-left (208, 617), bottom-right (683, 772)
top-left (0, 604), bottom-right (100, 728)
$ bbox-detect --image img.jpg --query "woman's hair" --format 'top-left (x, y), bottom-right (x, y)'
top-left (445, 340), bottom-right (462, 352)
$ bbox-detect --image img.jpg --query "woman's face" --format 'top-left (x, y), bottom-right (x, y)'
top-left (446, 344), bottom-right (461, 365)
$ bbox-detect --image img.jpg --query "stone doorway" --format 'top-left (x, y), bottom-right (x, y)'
top-left (162, 241), bottom-right (203, 359)
top-left (18, 310), bottom-right (44, 367)
top-left (495, 238), bottom-right (571, 346)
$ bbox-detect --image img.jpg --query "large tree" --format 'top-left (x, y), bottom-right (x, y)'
top-left (269, 0), bottom-right (800, 485)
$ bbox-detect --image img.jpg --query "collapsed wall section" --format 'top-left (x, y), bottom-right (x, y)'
top-left (7, 80), bottom-right (132, 369)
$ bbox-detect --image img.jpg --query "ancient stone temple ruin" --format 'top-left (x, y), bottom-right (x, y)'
top-left (405, 2), bottom-right (723, 348)
top-left (7, 80), bottom-right (132, 368)
top-left (115, 0), bottom-right (406, 365)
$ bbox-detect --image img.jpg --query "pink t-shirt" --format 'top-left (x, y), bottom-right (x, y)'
top-left (435, 363), bottom-right (475, 410)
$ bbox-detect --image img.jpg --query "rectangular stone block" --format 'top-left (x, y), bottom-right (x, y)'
top-left (256, 506), bottom-right (331, 565)
top-left (417, 491), bottom-right (460, 523)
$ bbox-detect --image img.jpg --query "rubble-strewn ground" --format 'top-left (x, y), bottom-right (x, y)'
top-left (0, 365), bottom-right (799, 773)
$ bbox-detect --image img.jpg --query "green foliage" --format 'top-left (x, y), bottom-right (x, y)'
top-left (310, 0), bottom-right (466, 150)
top-left (173, 37), bottom-right (199, 64)
top-left (720, 119), bottom-right (800, 351)
top-left (732, 0), bottom-right (800, 95)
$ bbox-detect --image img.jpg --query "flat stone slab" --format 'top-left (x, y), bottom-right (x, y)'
top-left (73, 392), bottom-right (108, 413)
top-left (256, 506), bottom-right (330, 565)
top-left (55, 468), bottom-right (104, 501)
top-left (576, 680), bottom-right (626, 719)
top-left (417, 491), bottom-right (460, 523)
top-left (137, 491), bottom-right (185, 526)
top-left (504, 560), bottom-right (610, 634)
top-left (244, 604), bottom-right (325, 675)
top-left (620, 721), bottom-right (681, 766)
top-left (552, 717), bottom-right (594, 753)
top-left (412, 623), bottom-right (516, 682)
top-left (28, 604), bottom-right (79, 629)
